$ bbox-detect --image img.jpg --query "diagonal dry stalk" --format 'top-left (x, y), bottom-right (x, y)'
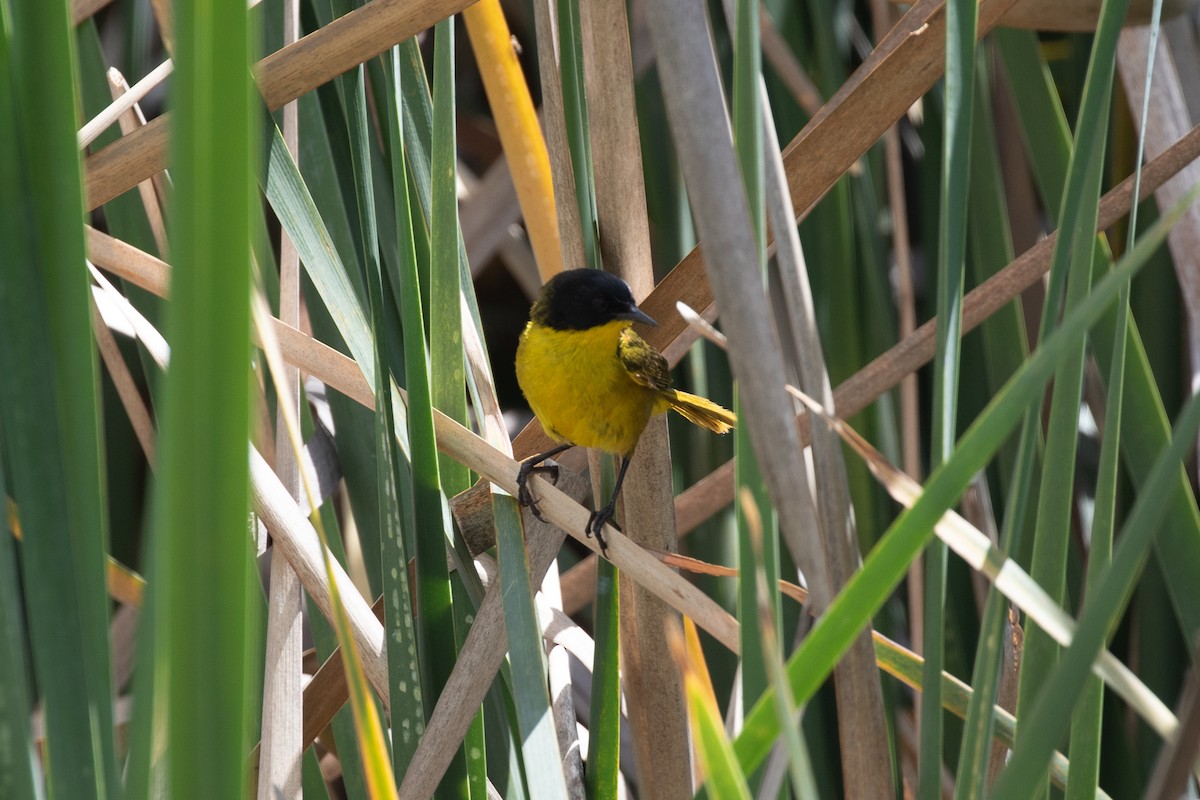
top-left (83, 0), bottom-right (474, 209)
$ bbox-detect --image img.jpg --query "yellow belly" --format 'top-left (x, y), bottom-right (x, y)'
top-left (516, 320), bottom-right (658, 456)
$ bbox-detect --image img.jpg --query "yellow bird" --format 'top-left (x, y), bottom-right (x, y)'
top-left (515, 269), bottom-right (735, 551)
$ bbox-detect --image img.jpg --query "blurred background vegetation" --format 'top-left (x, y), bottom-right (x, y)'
top-left (3, 0), bottom-right (1200, 797)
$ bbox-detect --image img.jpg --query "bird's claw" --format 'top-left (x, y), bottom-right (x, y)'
top-left (516, 461), bottom-right (560, 522)
top-left (586, 505), bottom-right (620, 557)
top-left (524, 494), bottom-right (548, 522)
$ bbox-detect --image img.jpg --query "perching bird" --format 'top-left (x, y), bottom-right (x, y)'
top-left (514, 269), bottom-right (735, 552)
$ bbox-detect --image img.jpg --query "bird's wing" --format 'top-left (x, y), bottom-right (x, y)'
top-left (618, 328), bottom-right (670, 391)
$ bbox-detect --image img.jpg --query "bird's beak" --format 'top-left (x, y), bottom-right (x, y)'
top-left (620, 306), bottom-right (658, 327)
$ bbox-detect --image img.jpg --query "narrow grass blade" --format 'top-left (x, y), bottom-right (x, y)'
top-left (731, 0), bottom-right (764, 253)
top-left (495, 497), bottom-right (569, 796)
top-left (992, 385), bottom-right (1200, 798)
top-left (303, 747), bottom-right (333, 799)
top-left (953, 60), bottom-right (1029, 800)
top-left (728, 0), bottom-right (779, 739)
top-left (344, 51), bottom-right (421, 787)
top-left (1064, 286), bottom-right (1127, 800)
top-left (922, 1), bottom-right (978, 793)
top-left (586, 548), bottom-right (621, 798)
top-left (1017, 11), bottom-right (1130, 790)
top-left (1069, 5), bottom-right (1164, 796)
top-left (670, 622), bottom-right (752, 800)
top-left (389, 37), bottom-right (496, 447)
top-left (930, 0), bottom-right (980, 465)
top-left (0, 460), bottom-right (40, 800)
top-left (261, 123), bottom-right (379, 403)
top-left (998, 27), bottom-right (1200, 641)
top-left (295, 86), bottom-right (388, 601)
top-left (381, 44), bottom-right (432, 779)
top-left (299, 405), bottom-right (371, 800)
top-left (255, 293), bottom-right (399, 800)
top-left (316, 543), bottom-right (397, 800)
top-left (430, 19), bottom-right (470, 499)
top-left (735, 432), bottom-right (776, 719)
top-left (420, 20), bottom-right (470, 794)
top-left (742, 488), bottom-right (819, 798)
top-left (872, 632), bottom-right (1110, 797)
top-left (555, 0), bottom-right (599, 268)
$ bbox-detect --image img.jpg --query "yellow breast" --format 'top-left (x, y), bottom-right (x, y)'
top-left (516, 320), bottom-right (658, 456)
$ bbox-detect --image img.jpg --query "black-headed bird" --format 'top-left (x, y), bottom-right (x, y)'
top-left (514, 269), bottom-right (735, 552)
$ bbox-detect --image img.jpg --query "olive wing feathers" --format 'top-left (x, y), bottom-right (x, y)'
top-left (617, 328), bottom-right (670, 391)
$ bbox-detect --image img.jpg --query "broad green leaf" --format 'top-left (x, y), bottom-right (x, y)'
top-left (156, 0), bottom-right (258, 797)
top-left (0, 3), bottom-right (118, 798)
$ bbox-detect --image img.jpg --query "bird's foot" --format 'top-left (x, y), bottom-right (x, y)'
top-left (586, 503), bottom-right (620, 557)
top-left (516, 459), bottom-right (560, 522)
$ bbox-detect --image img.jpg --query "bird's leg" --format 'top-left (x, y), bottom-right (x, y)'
top-left (516, 443), bottom-right (574, 521)
top-left (586, 455), bottom-right (633, 556)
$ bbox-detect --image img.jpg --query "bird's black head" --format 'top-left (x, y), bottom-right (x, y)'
top-left (530, 269), bottom-right (658, 331)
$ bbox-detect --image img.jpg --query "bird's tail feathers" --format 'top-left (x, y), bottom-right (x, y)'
top-left (664, 390), bottom-right (736, 434)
